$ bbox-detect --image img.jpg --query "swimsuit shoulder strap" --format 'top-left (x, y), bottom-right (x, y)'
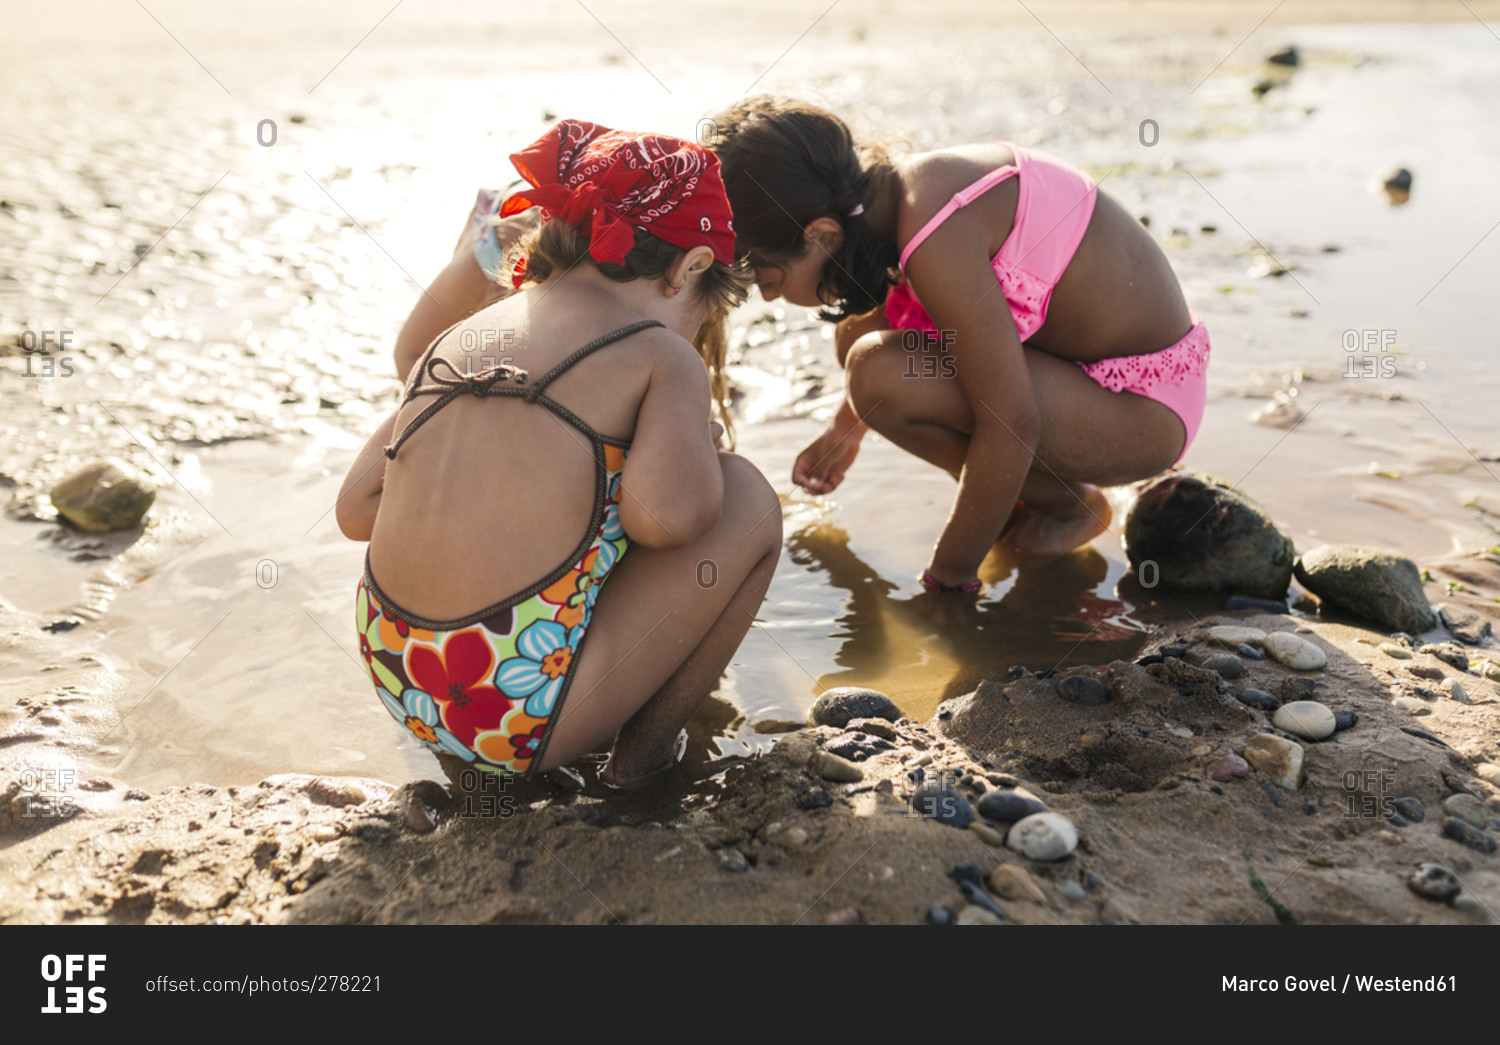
top-left (899, 161), bottom-right (1021, 273)
top-left (526, 319), bottom-right (666, 393)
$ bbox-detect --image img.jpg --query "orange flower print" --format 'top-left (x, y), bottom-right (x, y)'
top-left (540, 549), bottom-right (600, 629)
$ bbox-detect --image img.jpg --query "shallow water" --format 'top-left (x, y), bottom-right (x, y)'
top-left (3, 5), bottom-right (1499, 789)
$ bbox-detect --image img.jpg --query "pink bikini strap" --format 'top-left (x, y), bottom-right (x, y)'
top-left (898, 164), bottom-right (1020, 272)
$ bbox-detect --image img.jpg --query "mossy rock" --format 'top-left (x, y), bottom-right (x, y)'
top-left (50, 458), bottom-right (156, 533)
top-left (1293, 544), bottom-right (1436, 633)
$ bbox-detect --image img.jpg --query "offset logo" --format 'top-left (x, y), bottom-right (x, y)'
top-left (40, 955), bottom-right (107, 1014)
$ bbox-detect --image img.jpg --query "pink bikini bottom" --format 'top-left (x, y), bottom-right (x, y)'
top-left (1075, 314), bottom-right (1210, 462)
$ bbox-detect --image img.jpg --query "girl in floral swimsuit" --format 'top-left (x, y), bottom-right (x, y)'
top-left (708, 97), bottom-right (1211, 591)
top-left (340, 120), bottom-right (781, 788)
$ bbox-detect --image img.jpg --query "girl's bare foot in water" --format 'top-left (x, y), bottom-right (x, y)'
top-left (998, 483), bottom-right (1112, 567)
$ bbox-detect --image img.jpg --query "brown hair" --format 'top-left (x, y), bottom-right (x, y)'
top-left (507, 220), bottom-right (750, 443)
top-left (707, 96), bottom-right (903, 322)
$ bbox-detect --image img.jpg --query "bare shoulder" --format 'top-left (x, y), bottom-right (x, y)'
top-left (892, 145), bottom-right (1020, 254)
top-left (634, 324), bottom-right (712, 393)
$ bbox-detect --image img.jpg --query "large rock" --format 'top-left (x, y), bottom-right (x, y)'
top-left (1293, 544), bottom-right (1437, 632)
top-left (50, 458), bottom-right (157, 533)
top-left (809, 687), bottom-right (900, 728)
top-left (1122, 472), bottom-right (1295, 599)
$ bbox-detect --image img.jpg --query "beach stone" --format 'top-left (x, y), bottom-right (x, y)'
top-left (1267, 44), bottom-right (1299, 66)
top-left (1200, 653), bottom-right (1246, 679)
top-left (717, 847), bottom-right (749, 872)
top-left (987, 863), bottom-right (1048, 903)
top-left (814, 752), bottom-right (864, 783)
top-left (977, 787), bottom-right (1046, 822)
top-left (1123, 473), bottom-right (1295, 598)
top-left (1384, 811), bottom-right (1408, 827)
top-left (909, 783), bottom-right (974, 828)
top-left (1405, 663), bottom-right (1445, 681)
top-left (1392, 797), bottom-right (1424, 823)
top-left (1235, 688), bottom-right (1278, 711)
top-left (1057, 674), bottom-right (1109, 705)
top-left (1442, 772), bottom-right (1474, 796)
top-left (926, 904), bottom-right (954, 925)
top-left (1332, 710), bottom-right (1357, 732)
top-left (1208, 625), bottom-right (1267, 647)
top-left (1007, 812), bottom-right (1079, 861)
top-left (1207, 754), bottom-right (1250, 781)
top-left (1442, 817), bottom-right (1497, 854)
top-left (307, 778), bottom-right (368, 807)
top-left (49, 458), bottom-right (157, 533)
top-left (1379, 642), bottom-right (1412, 660)
top-left (1408, 863), bottom-right (1461, 901)
top-left (956, 905), bottom-right (1004, 925)
top-left (1293, 544), bottom-right (1437, 632)
top-left (1058, 880), bottom-right (1087, 901)
top-left (823, 907), bottom-right (861, 925)
top-left (1272, 700), bottom-right (1336, 741)
top-left (1474, 764), bottom-right (1500, 786)
top-left (1442, 678), bottom-right (1471, 704)
top-left (1391, 697), bottom-right (1429, 716)
top-left (809, 687), bottom-right (899, 728)
top-left (1426, 643), bottom-right (1471, 671)
top-left (1264, 632), bottom-right (1327, 671)
top-left (968, 821), bottom-right (1007, 846)
top-left (1443, 794), bottom-right (1490, 829)
top-left (1451, 890), bottom-right (1492, 922)
top-left (1238, 643), bottom-right (1265, 660)
top-left (847, 717), bottom-right (897, 741)
top-left (1438, 605), bottom-right (1493, 646)
top-left (1477, 661), bottom-right (1500, 682)
top-left (1243, 734), bottom-right (1305, 790)
top-left (1382, 167), bottom-right (1413, 192)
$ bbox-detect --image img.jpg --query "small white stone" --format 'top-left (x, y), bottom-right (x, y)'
top-left (1167, 725), bottom-right (1194, 738)
top-left (1006, 812), bottom-right (1079, 862)
top-left (1272, 700), bottom-right (1336, 741)
top-left (1379, 642), bottom-right (1412, 660)
top-left (1242, 734), bottom-right (1305, 790)
top-left (1475, 763), bottom-right (1500, 785)
top-left (1264, 631), bottom-right (1328, 670)
top-left (956, 905), bottom-right (1004, 925)
top-left (1391, 696), bottom-right (1430, 715)
top-left (1208, 625), bottom-right (1267, 647)
top-left (1442, 678), bottom-right (1471, 704)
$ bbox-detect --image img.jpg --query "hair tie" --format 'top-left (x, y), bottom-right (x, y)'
top-left (848, 203), bottom-right (865, 217)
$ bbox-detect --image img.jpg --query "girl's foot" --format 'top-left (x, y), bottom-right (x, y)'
top-left (598, 729), bottom-right (689, 792)
top-left (998, 483), bottom-right (1112, 566)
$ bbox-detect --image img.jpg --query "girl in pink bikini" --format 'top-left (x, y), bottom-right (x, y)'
top-left (709, 97), bottom-right (1209, 592)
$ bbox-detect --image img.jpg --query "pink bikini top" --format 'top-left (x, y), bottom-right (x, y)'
top-left (883, 142), bottom-right (1099, 341)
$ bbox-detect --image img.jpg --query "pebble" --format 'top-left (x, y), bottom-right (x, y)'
top-left (1238, 643), bottom-right (1265, 661)
top-left (1384, 810), bottom-right (1407, 827)
top-left (809, 687), bottom-right (901, 728)
top-left (1391, 796), bottom-right (1424, 823)
top-left (987, 863), bottom-right (1048, 903)
top-left (1474, 764), bottom-right (1500, 786)
top-left (1268, 44), bottom-right (1299, 66)
top-left (1242, 734), bottom-right (1305, 790)
top-left (1332, 709), bottom-right (1358, 732)
top-left (1441, 678), bottom-right (1470, 704)
top-left (403, 798), bottom-right (436, 834)
top-left (847, 717), bottom-right (898, 741)
top-left (124, 789), bottom-right (151, 802)
top-left (798, 786), bottom-right (833, 810)
top-left (823, 733), bottom-right (894, 763)
top-left (1161, 641), bottom-right (1192, 658)
top-left (1379, 643), bottom-right (1412, 660)
top-left (1442, 794), bottom-right (1491, 829)
top-left (1272, 700), bottom-right (1336, 741)
top-left (956, 905), bottom-right (1004, 925)
top-left (49, 458), bottom-right (158, 533)
top-left (1426, 643), bottom-right (1470, 671)
top-left (781, 827), bottom-right (809, 849)
top-left (307, 778), bottom-right (368, 807)
top-left (717, 847), bottom-right (749, 872)
top-left (1200, 653), bottom-right (1246, 679)
top-left (1235, 688), bottom-right (1278, 711)
top-left (1407, 863), bottom-right (1461, 901)
top-left (1264, 632), bottom-right (1327, 670)
top-left (1167, 725), bottom-right (1194, 738)
top-left (1058, 880), bottom-right (1087, 901)
top-left (1263, 783), bottom-right (1285, 808)
top-left (309, 824), bottom-right (342, 842)
top-left (1007, 812), bottom-right (1079, 861)
top-left (1208, 625), bottom-right (1267, 646)
top-left (1207, 754), bottom-right (1250, 781)
top-left (814, 752), bottom-right (865, 783)
top-left (909, 783), bottom-right (975, 828)
top-left (1442, 817), bottom-right (1497, 854)
top-left (1400, 726), bottom-right (1448, 746)
top-left (926, 904), bottom-right (953, 925)
top-left (969, 820), bottom-right (1007, 846)
top-left (1058, 674), bottom-right (1110, 705)
top-left (1441, 772), bottom-right (1473, 796)
top-left (1390, 697), bottom-right (1429, 716)
top-left (823, 907), bottom-right (861, 925)
top-left (1450, 890), bottom-right (1492, 922)
top-left (977, 787), bottom-right (1047, 822)
top-left (1405, 664), bottom-right (1445, 681)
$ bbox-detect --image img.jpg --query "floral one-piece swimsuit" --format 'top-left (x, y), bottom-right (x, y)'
top-left (355, 320), bottom-right (661, 777)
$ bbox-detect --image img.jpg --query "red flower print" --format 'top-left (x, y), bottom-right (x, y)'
top-left (406, 631), bottom-right (514, 745)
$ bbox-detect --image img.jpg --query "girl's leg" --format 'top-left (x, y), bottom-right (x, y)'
top-left (533, 452), bottom-right (783, 780)
top-left (843, 330), bottom-right (1184, 557)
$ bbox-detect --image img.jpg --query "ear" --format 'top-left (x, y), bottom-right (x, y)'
top-left (802, 216), bottom-right (845, 254)
top-left (667, 245), bottom-right (717, 292)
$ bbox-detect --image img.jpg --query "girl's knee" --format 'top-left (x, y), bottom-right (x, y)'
top-left (844, 332), bottom-right (896, 414)
top-left (717, 452), bottom-right (783, 546)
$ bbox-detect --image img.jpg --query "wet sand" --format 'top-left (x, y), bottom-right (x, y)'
top-left (4, 1), bottom-right (1500, 921)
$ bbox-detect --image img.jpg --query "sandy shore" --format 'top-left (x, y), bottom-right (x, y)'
top-left (4, 544), bottom-right (1497, 925)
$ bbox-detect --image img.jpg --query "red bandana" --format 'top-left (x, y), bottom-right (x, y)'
top-left (501, 120), bottom-right (735, 284)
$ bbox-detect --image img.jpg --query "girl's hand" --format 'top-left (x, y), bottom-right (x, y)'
top-left (793, 416), bottom-right (864, 494)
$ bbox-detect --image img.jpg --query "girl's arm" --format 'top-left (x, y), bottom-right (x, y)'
top-left (618, 340), bottom-right (725, 548)
top-left (903, 218), bottom-right (1041, 588)
top-left (336, 409), bottom-right (398, 541)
